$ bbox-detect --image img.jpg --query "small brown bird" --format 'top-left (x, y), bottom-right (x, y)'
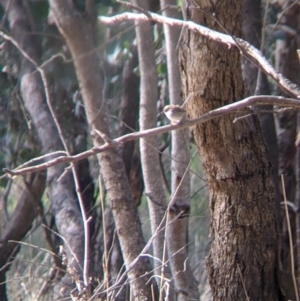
top-left (163, 105), bottom-right (186, 123)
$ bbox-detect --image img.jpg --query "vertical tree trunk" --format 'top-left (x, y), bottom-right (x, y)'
top-left (119, 48), bottom-right (143, 207)
top-left (160, 0), bottom-right (199, 299)
top-left (274, 3), bottom-right (300, 298)
top-left (242, 0), bottom-right (280, 224)
top-left (275, 3), bottom-right (300, 203)
top-left (1, 0), bottom-right (85, 297)
top-left (179, 0), bottom-right (282, 300)
top-left (49, 1), bottom-right (158, 299)
top-left (131, 0), bottom-right (168, 283)
top-left (242, 0), bottom-right (279, 183)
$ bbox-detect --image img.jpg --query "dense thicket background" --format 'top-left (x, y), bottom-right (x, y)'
top-left (0, 0), bottom-right (299, 300)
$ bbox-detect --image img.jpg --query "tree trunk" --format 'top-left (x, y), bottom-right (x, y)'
top-left (119, 47), bottom-right (143, 206)
top-left (242, 0), bottom-right (279, 183)
top-left (1, 0), bottom-right (85, 297)
top-left (275, 3), bottom-right (300, 203)
top-left (179, 0), bottom-right (282, 300)
top-left (131, 0), bottom-right (168, 284)
top-left (274, 3), bottom-right (300, 298)
top-left (48, 1), bottom-right (158, 299)
top-left (160, 0), bottom-right (199, 298)
top-left (242, 0), bottom-right (280, 225)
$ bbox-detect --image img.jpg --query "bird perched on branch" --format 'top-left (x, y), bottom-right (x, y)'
top-left (163, 105), bottom-right (187, 123)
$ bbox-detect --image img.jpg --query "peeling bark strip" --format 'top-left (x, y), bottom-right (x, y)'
top-left (48, 1), bottom-right (157, 300)
top-left (179, 0), bottom-right (282, 300)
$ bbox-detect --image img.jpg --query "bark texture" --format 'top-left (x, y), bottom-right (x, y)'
top-left (179, 0), bottom-right (281, 300)
top-left (242, 0), bottom-right (280, 221)
top-left (48, 1), bottom-right (157, 299)
top-left (242, 0), bottom-right (278, 172)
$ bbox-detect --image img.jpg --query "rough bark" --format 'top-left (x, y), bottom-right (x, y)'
top-left (242, 0), bottom-right (279, 174)
top-left (48, 1), bottom-right (157, 299)
top-left (179, 0), bottom-right (281, 300)
top-left (1, 0), bottom-right (85, 297)
top-left (242, 0), bottom-right (280, 221)
top-left (160, 0), bottom-right (199, 299)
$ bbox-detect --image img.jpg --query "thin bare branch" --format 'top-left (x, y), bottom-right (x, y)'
top-left (3, 95), bottom-right (300, 177)
top-left (100, 12), bottom-right (300, 97)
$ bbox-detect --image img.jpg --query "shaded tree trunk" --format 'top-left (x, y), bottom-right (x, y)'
top-left (275, 3), bottom-right (300, 203)
top-left (274, 3), bottom-right (300, 299)
top-left (1, 0), bottom-right (85, 297)
top-left (242, 0), bottom-right (279, 206)
top-left (119, 47), bottom-right (143, 206)
top-left (179, 0), bottom-right (282, 300)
